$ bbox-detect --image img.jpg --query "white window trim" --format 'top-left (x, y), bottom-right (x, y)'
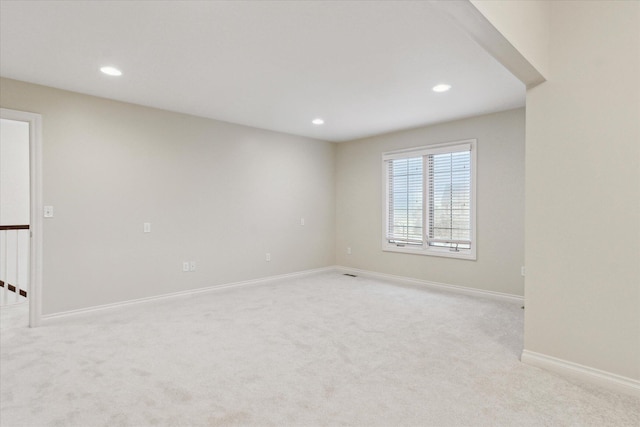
top-left (381, 139), bottom-right (477, 260)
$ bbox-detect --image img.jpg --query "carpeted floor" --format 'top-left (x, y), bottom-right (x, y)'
top-left (1, 272), bottom-right (638, 426)
top-left (0, 302), bottom-right (28, 332)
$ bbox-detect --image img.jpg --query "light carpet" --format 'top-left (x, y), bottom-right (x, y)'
top-left (1, 272), bottom-right (638, 426)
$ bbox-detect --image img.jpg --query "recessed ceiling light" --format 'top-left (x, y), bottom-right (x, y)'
top-left (312, 118), bottom-right (325, 125)
top-left (100, 66), bottom-right (122, 76)
top-left (432, 84), bottom-right (451, 93)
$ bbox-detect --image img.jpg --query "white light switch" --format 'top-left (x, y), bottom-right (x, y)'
top-left (183, 262), bottom-right (190, 272)
top-left (300, 218), bottom-right (305, 226)
top-left (144, 222), bottom-right (151, 233)
top-left (265, 253), bottom-right (271, 262)
top-left (44, 206), bottom-right (54, 218)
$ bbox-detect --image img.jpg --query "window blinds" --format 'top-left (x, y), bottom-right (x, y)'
top-left (387, 156), bottom-right (424, 245)
top-left (385, 142), bottom-right (472, 250)
top-left (427, 150), bottom-right (471, 249)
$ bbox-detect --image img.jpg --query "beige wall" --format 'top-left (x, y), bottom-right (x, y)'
top-left (0, 78), bottom-right (336, 315)
top-left (4, 0), bottom-right (637, 385)
top-left (0, 118), bottom-right (30, 225)
top-left (472, 0), bottom-right (640, 381)
top-left (524, 1), bottom-right (640, 380)
top-left (470, 0), bottom-right (550, 79)
top-left (336, 108), bottom-right (525, 296)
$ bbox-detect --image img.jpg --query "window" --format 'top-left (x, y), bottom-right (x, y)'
top-left (382, 140), bottom-right (476, 259)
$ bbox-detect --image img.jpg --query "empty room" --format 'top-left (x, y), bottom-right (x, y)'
top-left (0, 1), bottom-right (638, 426)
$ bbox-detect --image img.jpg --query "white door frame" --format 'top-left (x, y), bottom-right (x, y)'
top-left (1, 108), bottom-right (43, 327)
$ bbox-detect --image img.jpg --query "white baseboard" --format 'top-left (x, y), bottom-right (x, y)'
top-left (521, 349), bottom-right (640, 398)
top-left (41, 265), bottom-right (638, 399)
top-left (42, 266), bottom-right (335, 321)
top-left (335, 265), bottom-right (524, 304)
top-left (43, 265), bottom-right (522, 321)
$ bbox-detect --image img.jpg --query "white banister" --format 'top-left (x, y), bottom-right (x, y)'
top-left (0, 226), bottom-right (29, 307)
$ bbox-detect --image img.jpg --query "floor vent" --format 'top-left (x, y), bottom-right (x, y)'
top-left (343, 273), bottom-right (357, 277)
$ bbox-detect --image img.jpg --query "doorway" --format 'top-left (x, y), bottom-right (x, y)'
top-left (0, 108), bottom-right (42, 327)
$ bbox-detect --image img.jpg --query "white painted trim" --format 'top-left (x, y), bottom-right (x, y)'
top-left (42, 265), bottom-right (524, 321)
top-left (521, 349), bottom-right (640, 398)
top-left (381, 139), bottom-right (478, 261)
top-left (335, 266), bottom-right (523, 304)
top-left (42, 267), bottom-right (335, 321)
top-left (0, 108), bottom-right (43, 328)
top-left (42, 264), bottom-right (523, 323)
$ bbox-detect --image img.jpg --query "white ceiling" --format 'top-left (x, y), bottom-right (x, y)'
top-left (0, 1), bottom-right (525, 142)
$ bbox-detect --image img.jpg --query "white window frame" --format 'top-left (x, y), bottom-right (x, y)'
top-left (381, 139), bottom-right (477, 260)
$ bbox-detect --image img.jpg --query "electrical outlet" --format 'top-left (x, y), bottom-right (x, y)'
top-left (347, 247), bottom-right (352, 255)
top-left (265, 253), bottom-right (271, 262)
top-left (521, 266), bottom-right (526, 277)
top-left (44, 206), bottom-right (54, 218)
top-left (189, 261), bottom-right (196, 272)
top-left (183, 262), bottom-right (190, 272)
top-left (300, 218), bottom-right (305, 226)
top-left (143, 222), bottom-right (151, 233)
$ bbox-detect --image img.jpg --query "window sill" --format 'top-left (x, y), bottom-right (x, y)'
top-left (382, 244), bottom-right (476, 260)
